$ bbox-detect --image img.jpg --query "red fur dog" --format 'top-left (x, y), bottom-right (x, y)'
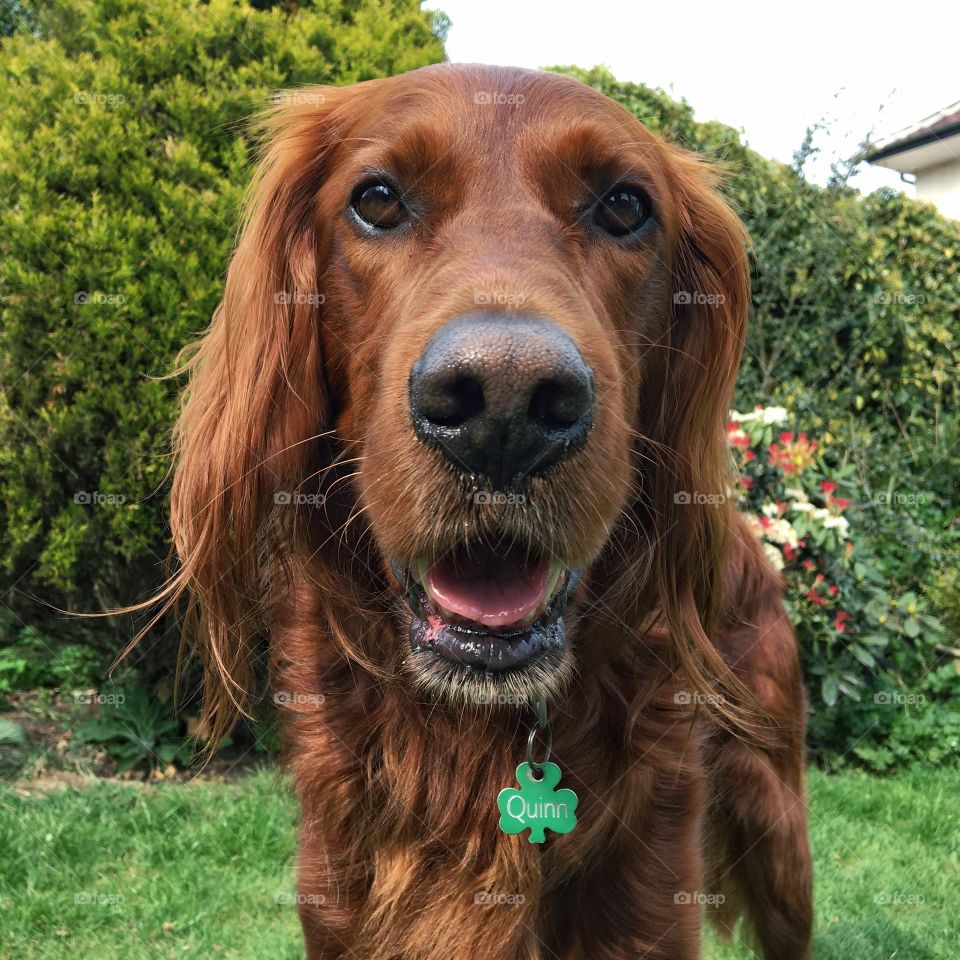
top-left (163, 64), bottom-right (812, 958)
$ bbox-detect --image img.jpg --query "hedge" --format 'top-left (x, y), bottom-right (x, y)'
top-left (0, 0), bottom-right (446, 666)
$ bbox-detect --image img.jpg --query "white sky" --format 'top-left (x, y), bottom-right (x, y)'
top-left (423, 0), bottom-right (960, 196)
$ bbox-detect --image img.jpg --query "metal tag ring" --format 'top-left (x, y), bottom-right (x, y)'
top-left (527, 719), bottom-right (553, 774)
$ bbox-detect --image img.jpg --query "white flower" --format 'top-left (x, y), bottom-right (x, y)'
top-left (762, 502), bottom-right (781, 518)
top-left (730, 407), bottom-right (762, 423)
top-left (811, 507), bottom-right (831, 522)
top-left (763, 542), bottom-right (785, 570)
top-left (761, 406), bottom-right (789, 425)
top-left (823, 516), bottom-right (850, 537)
top-left (743, 514), bottom-right (765, 536)
top-left (784, 487), bottom-right (809, 502)
top-left (764, 517), bottom-right (800, 547)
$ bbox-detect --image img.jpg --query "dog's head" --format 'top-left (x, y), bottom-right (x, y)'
top-left (169, 65), bottom-right (750, 730)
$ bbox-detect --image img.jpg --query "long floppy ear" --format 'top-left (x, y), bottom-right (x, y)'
top-left (641, 146), bottom-right (757, 733)
top-left (165, 86), bottom-right (352, 744)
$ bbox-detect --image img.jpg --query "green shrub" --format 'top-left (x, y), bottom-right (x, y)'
top-left (0, 0), bottom-right (445, 667)
top-left (0, 610), bottom-right (107, 693)
top-left (731, 406), bottom-right (960, 769)
top-left (74, 686), bottom-right (193, 773)
top-left (931, 551), bottom-right (960, 638)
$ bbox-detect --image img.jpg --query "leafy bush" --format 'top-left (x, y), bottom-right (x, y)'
top-left (74, 687), bottom-right (192, 774)
top-left (0, 610), bottom-right (107, 693)
top-left (731, 406), bottom-right (960, 770)
top-left (931, 551), bottom-right (960, 638)
top-left (0, 0), bottom-right (445, 668)
top-left (0, 717), bottom-right (27, 746)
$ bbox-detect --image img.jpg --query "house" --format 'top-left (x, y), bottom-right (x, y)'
top-left (866, 100), bottom-right (960, 220)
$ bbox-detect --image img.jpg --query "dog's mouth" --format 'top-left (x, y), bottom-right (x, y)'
top-left (395, 542), bottom-right (576, 673)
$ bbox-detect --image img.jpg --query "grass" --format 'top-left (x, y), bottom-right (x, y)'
top-left (0, 767), bottom-right (957, 959)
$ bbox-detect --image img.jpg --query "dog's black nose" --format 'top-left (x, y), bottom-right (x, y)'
top-left (409, 314), bottom-right (594, 487)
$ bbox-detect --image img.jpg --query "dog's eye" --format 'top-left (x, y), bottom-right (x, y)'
top-left (351, 181), bottom-right (409, 229)
top-left (592, 187), bottom-right (651, 237)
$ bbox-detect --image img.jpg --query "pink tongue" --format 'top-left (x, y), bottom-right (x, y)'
top-left (426, 552), bottom-right (550, 629)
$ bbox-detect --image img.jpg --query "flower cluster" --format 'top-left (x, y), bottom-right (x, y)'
top-left (729, 406), bottom-right (861, 705)
top-left (727, 405), bottom-right (948, 729)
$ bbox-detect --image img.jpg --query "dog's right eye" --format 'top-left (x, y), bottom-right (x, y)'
top-left (351, 181), bottom-right (409, 229)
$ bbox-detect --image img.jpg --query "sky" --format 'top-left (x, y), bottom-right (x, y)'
top-left (422, 0), bottom-right (960, 196)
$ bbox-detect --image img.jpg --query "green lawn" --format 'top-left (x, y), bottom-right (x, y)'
top-left (0, 767), bottom-right (957, 959)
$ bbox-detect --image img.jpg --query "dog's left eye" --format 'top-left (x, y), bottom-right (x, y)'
top-left (351, 181), bottom-right (409, 229)
top-left (592, 187), bottom-right (651, 237)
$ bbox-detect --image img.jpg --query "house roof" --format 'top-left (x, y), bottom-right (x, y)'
top-left (866, 100), bottom-right (960, 174)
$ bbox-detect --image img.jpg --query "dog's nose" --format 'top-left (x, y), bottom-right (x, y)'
top-left (409, 314), bottom-right (594, 486)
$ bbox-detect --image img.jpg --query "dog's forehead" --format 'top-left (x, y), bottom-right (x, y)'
top-left (343, 64), bottom-right (660, 182)
top-left (393, 64), bottom-right (640, 133)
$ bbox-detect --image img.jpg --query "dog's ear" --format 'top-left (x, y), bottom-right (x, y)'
top-left (167, 86), bottom-right (353, 743)
top-left (641, 146), bottom-right (758, 731)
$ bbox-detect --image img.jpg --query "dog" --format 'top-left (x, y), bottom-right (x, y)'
top-left (162, 64), bottom-right (813, 959)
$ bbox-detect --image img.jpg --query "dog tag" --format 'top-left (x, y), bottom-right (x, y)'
top-left (497, 761), bottom-right (578, 844)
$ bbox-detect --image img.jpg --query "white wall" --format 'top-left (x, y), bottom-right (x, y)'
top-left (916, 160), bottom-right (960, 221)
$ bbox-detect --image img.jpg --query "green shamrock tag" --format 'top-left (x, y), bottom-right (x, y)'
top-left (497, 762), bottom-right (578, 844)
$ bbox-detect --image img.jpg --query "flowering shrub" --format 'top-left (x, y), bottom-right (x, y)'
top-left (728, 406), bottom-right (945, 711)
